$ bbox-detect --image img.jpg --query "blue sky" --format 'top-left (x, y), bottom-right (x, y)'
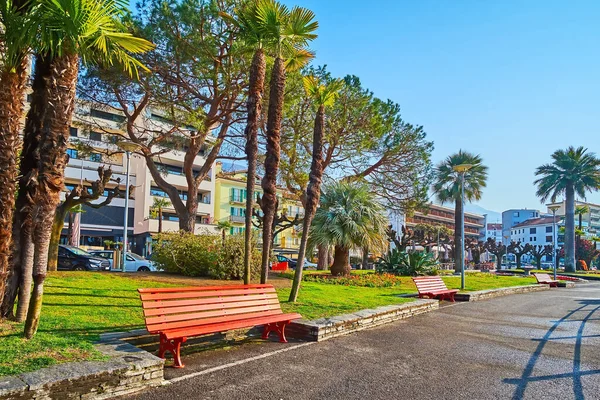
top-left (282, 0), bottom-right (600, 213)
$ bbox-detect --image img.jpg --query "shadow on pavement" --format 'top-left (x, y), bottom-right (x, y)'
top-left (504, 299), bottom-right (600, 400)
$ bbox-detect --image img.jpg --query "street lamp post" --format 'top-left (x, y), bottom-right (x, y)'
top-left (453, 163), bottom-right (473, 290)
top-left (548, 205), bottom-right (561, 280)
top-left (117, 141), bottom-right (141, 272)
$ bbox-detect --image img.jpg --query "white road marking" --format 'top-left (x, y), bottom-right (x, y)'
top-left (167, 341), bottom-right (316, 384)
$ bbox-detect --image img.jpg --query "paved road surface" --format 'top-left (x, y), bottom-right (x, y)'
top-left (126, 282), bottom-right (600, 400)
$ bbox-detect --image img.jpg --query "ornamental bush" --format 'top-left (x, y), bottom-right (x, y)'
top-left (376, 248), bottom-right (438, 276)
top-left (152, 232), bottom-right (261, 280)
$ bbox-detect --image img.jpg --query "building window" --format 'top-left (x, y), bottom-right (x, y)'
top-left (530, 212), bottom-right (535, 217)
top-left (90, 131), bottom-right (102, 141)
top-left (91, 109), bottom-right (126, 123)
top-left (530, 228), bottom-right (536, 234)
top-left (514, 212), bottom-right (520, 217)
top-left (69, 127), bottom-right (78, 137)
top-left (546, 226), bottom-right (552, 233)
top-left (546, 236), bottom-right (552, 243)
top-left (89, 153), bottom-right (102, 163)
top-left (66, 148), bottom-right (78, 159)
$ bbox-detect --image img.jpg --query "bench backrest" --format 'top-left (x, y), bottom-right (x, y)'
top-left (138, 284), bottom-right (282, 333)
top-left (533, 273), bottom-right (553, 282)
top-left (412, 276), bottom-right (449, 293)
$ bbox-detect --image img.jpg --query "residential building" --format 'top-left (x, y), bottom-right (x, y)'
top-left (546, 200), bottom-right (600, 239)
top-left (485, 223), bottom-right (503, 242)
top-left (502, 209), bottom-right (540, 245)
top-left (404, 203), bottom-right (485, 239)
top-left (57, 102), bottom-right (218, 256)
top-left (509, 217), bottom-right (563, 263)
top-left (213, 163), bottom-right (305, 251)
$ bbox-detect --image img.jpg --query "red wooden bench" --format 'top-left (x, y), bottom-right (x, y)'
top-left (533, 273), bottom-right (559, 287)
top-left (412, 276), bottom-right (459, 302)
top-left (138, 284), bottom-right (301, 368)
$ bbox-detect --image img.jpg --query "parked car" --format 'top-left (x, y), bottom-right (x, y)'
top-left (57, 245), bottom-right (111, 271)
top-left (89, 250), bottom-right (157, 272)
top-left (273, 254), bottom-right (317, 269)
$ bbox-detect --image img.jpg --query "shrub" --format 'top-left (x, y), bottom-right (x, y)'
top-left (152, 232), bottom-right (261, 280)
top-left (302, 272), bottom-right (404, 288)
top-left (376, 249), bottom-right (438, 276)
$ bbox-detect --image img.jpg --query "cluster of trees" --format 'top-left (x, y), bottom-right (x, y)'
top-left (0, 0), bottom-right (153, 338)
top-left (0, 0), bottom-right (435, 336)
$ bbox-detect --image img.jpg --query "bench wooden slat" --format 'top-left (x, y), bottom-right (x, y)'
top-left (412, 276), bottom-right (458, 302)
top-left (138, 284), bottom-right (273, 294)
top-left (147, 309), bottom-right (285, 333)
top-left (143, 297), bottom-right (281, 317)
top-left (141, 293), bottom-right (278, 310)
top-left (146, 303), bottom-right (282, 326)
top-left (140, 286), bottom-right (276, 301)
top-left (163, 313), bottom-right (302, 340)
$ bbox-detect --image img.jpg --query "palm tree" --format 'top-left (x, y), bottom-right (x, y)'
top-left (0, 0), bottom-right (38, 308)
top-left (259, 3), bottom-right (317, 283)
top-left (309, 182), bottom-right (389, 276)
top-left (222, 1), bottom-right (272, 285)
top-left (151, 197), bottom-right (171, 233)
top-left (432, 150), bottom-right (488, 273)
top-left (534, 146), bottom-right (600, 273)
top-left (23, 0), bottom-right (154, 338)
top-left (216, 220), bottom-right (233, 246)
top-left (289, 75), bottom-right (342, 301)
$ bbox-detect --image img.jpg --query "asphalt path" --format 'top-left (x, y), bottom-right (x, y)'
top-left (125, 282), bottom-right (600, 400)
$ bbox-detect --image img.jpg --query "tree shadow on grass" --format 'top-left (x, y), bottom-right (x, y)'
top-left (503, 299), bottom-right (600, 400)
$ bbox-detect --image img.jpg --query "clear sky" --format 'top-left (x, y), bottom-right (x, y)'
top-left (282, 0), bottom-right (600, 213)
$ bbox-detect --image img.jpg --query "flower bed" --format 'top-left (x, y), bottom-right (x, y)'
top-left (302, 273), bottom-right (404, 288)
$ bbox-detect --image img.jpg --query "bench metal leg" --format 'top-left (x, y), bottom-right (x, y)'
top-left (262, 322), bottom-right (289, 343)
top-left (158, 333), bottom-right (187, 368)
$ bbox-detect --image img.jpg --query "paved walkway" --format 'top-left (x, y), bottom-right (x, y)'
top-left (125, 282), bottom-right (600, 400)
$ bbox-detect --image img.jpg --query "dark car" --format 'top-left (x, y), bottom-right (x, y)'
top-left (275, 254), bottom-right (297, 269)
top-left (57, 245), bottom-right (111, 271)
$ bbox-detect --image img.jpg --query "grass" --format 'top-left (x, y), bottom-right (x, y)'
top-left (0, 270), bottom-right (540, 376)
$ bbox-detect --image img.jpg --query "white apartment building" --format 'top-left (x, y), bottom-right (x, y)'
top-left (485, 223), bottom-right (502, 242)
top-left (510, 216), bottom-right (563, 248)
top-left (546, 200), bottom-right (600, 239)
top-left (58, 101), bottom-right (218, 256)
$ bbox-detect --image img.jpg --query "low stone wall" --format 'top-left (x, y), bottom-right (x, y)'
top-left (0, 340), bottom-right (163, 400)
top-left (288, 299), bottom-right (439, 342)
top-left (454, 284), bottom-right (550, 302)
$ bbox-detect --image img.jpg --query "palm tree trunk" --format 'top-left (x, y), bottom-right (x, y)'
top-left (158, 208), bottom-right (163, 233)
top-left (0, 56), bottom-right (28, 303)
top-left (316, 245), bottom-right (328, 270)
top-left (330, 246), bottom-right (351, 276)
top-left (47, 205), bottom-right (68, 272)
top-left (564, 183), bottom-right (576, 272)
top-left (260, 57), bottom-right (286, 284)
top-left (289, 104), bottom-right (326, 302)
top-left (2, 53), bottom-right (52, 320)
top-left (454, 199), bottom-right (463, 273)
top-left (244, 48), bottom-right (266, 285)
top-left (362, 246), bottom-right (369, 270)
top-left (25, 53), bottom-right (79, 338)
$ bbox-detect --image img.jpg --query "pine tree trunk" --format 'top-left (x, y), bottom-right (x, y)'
top-left (0, 57), bottom-right (28, 303)
top-left (330, 246), bottom-right (350, 276)
top-left (564, 183), bottom-right (576, 272)
top-left (260, 57), bottom-right (286, 284)
top-left (316, 245), bottom-right (328, 270)
top-left (244, 49), bottom-right (266, 285)
top-left (25, 53), bottom-right (79, 338)
top-left (289, 104), bottom-right (325, 302)
top-left (47, 205), bottom-right (68, 272)
top-left (454, 199), bottom-right (463, 273)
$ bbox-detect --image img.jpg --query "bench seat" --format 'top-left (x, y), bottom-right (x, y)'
top-left (533, 273), bottom-right (559, 287)
top-left (139, 284), bottom-right (302, 368)
top-left (412, 276), bottom-right (459, 302)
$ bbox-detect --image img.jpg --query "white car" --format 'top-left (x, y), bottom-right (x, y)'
top-left (89, 250), bottom-right (157, 272)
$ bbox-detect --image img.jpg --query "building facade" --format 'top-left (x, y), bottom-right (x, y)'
top-left (213, 163), bottom-right (305, 251)
top-left (485, 223), bottom-right (503, 242)
top-left (502, 209), bottom-right (540, 245)
top-left (404, 203), bottom-right (485, 239)
top-left (546, 200), bottom-right (600, 239)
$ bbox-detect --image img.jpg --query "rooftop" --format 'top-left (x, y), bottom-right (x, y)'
top-left (512, 216), bottom-right (557, 229)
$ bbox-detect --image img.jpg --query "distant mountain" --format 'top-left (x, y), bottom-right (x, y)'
top-left (463, 204), bottom-right (501, 223)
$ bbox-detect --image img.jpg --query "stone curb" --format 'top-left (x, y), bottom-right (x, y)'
top-left (287, 299), bottom-right (439, 342)
top-left (0, 339), bottom-right (164, 400)
top-left (454, 284), bottom-right (552, 302)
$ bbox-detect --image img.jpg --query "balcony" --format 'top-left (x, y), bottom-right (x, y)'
top-left (229, 215), bottom-right (245, 224)
top-left (230, 196), bottom-right (245, 204)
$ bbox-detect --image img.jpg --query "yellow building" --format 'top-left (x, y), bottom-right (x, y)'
top-left (214, 162), bottom-right (304, 251)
